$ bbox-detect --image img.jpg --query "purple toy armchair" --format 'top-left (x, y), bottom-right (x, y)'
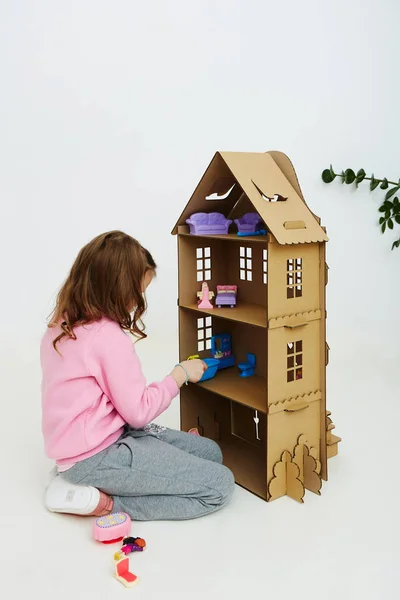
top-left (234, 212), bottom-right (262, 234)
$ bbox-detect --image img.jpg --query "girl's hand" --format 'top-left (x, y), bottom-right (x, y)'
top-left (171, 359), bottom-right (207, 387)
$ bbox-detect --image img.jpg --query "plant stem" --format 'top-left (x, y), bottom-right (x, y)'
top-left (332, 172), bottom-right (398, 186)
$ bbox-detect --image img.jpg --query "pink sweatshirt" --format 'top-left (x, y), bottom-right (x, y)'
top-left (40, 318), bottom-right (179, 467)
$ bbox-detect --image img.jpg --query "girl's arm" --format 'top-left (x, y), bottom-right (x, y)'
top-left (88, 321), bottom-right (203, 429)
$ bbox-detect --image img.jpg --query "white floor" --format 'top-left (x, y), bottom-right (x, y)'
top-left (2, 337), bottom-right (399, 600)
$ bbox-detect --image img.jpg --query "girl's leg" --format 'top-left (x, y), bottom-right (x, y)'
top-left (63, 435), bottom-right (235, 521)
top-left (133, 426), bottom-right (223, 464)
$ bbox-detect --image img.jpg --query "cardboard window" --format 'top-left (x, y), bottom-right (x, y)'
top-left (197, 316), bottom-right (213, 352)
top-left (287, 340), bottom-right (303, 383)
top-left (197, 247), bottom-right (212, 282)
top-left (287, 257), bottom-right (303, 299)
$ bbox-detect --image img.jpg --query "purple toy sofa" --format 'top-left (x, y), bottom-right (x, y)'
top-left (186, 212), bottom-right (232, 235)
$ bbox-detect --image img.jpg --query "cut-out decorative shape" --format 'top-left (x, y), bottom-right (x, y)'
top-left (253, 410), bottom-right (261, 440)
top-left (268, 450), bottom-right (304, 503)
top-left (293, 435), bottom-right (322, 495)
top-left (206, 184), bottom-right (236, 201)
top-left (284, 220), bottom-right (306, 230)
top-left (251, 180), bottom-right (288, 202)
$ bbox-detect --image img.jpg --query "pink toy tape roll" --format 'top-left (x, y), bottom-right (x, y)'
top-left (93, 512), bottom-right (131, 543)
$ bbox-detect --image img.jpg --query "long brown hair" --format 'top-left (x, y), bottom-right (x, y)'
top-left (49, 231), bottom-right (156, 351)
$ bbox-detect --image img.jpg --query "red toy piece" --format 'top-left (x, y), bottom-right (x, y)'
top-left (114, 557), bottom-right (139, 588)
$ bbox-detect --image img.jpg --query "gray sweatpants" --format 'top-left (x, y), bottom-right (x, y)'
top-left (62, 425), bottom-right (235, 521)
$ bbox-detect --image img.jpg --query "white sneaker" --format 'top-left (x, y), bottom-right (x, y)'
top-left (45, 475), bottom-right (100, 515)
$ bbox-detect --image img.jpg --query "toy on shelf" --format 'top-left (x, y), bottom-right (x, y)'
top-left (215, 285), bottom-right (237, 308)
top-left (234, 212), bottom-right (262, 234)
top-left (198, 358), bottom-right (219, 382)
top-left (114, 556), bottom-right (139, 588)
top-left (197, 281), bottom-right (214, 309)
top-left (237, 229), bottom-right (267, 237)
top-left (211, 334), bottom-right (235, 369)
top-left (238, 353), bottom-right (256, 378)
top-left (186, 212), bottom-right (232, 235)
top-left (93, 512), bottom-right (131, 544)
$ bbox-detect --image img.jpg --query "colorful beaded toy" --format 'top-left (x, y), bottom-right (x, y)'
top-left (114, 536), bottom-right (146, 561)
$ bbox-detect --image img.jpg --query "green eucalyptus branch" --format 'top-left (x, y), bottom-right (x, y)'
top-left (321, 166), bottom-right (400, 250)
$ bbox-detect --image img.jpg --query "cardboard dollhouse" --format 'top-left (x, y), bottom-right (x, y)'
top-left (171, 151), bottom-right (341, 503)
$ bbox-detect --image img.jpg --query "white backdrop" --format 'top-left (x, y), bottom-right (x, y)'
top-left (0, 0), bottom-right (399, 424)
top-left (1, 2), bottom-right (400, 599)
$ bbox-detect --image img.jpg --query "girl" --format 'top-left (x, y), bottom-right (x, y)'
top-left (42, 231), bottom-right (235, 521)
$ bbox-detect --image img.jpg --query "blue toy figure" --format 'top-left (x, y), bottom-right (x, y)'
top-left (211, 334), bottom-right (235, 369)
top-left (238, 353), bottom-right (256, 377)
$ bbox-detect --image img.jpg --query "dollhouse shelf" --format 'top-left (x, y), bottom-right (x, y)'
top-left (180, 303), bottom-right (267, 328)
top-left (179, 232), bottom-right (268, 244)
top-left (196, 368), bottom-right (267, 412)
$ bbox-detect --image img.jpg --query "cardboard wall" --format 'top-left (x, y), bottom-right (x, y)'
top-left (267, 320), bottom-right (321, 406)
top-left (267, 399), bottom-right (321, 486)
top-left (267, 241), bottom-right (320, 319)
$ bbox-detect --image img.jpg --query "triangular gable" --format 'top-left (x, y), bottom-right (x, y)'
top-left (171, 151), bottom-right (328, 245)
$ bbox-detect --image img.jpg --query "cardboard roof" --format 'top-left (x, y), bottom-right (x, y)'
top-left (172, 151), bottom-right (328, 245)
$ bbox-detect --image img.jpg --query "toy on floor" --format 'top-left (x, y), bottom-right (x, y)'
top-left (186, 212), bottom-right (232, 235)
top-left (197, 281), bottom-right (214, 309)
top-left (114, 536), bottom-right (146, 559)
top-left (237, 229), bottom-right (267, 237)
top-left (238, 353), bottom-right (256, 377)
top-left (93, 512), bottom-right (131, 544)
top-left (215, 285), bottom-right (237, 308)
top-left (211, 334), bottom-right (235, 369)
top-left (114, 556), bottom-right (139, 588)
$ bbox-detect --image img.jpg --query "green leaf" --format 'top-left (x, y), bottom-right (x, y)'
top-left (385, 211), bottom-right (391, 219)
top-left (344, 169), bottom-right (356, 184)
top-left (392, 240), bottom-right (400, 250)
top-left (384, 200), bottom-right (393, 209)
top-left (381, 222), bottom-right (386, 233)
top-left (356, 168), bottom-right (366, 182)
top-left (322, 169), bottom-right (335, 183)
top-left (388, 218), bottom-right (394, 229)
top-left (380, 178), bottom-right (389, 189)
top-left (378, 205), bottom-right (387, 212)
top-left (394, 197), bottom-right (399, 205)
top-left (370, 179), bottom-right (380, 191)
top-left (329, 165), bottom-right (336, 178)
top-left (379, 216), bottom-right (385, 224)
top-left (395, 215), bottom-right (400, 225)
top-left (340, 170), bottom-right (345, 183)
top-left (385, 185), bottom-right (400, 200)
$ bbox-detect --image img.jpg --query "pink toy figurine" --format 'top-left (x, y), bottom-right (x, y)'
top-left (197, 282), bottom-right (214, 309)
